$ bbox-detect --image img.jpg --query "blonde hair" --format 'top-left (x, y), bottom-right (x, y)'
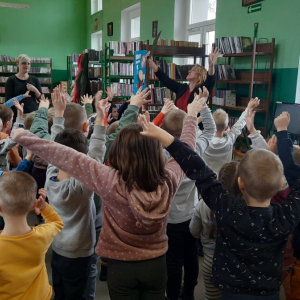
top-left (107, 121), bottom-right (119, 135)
top-left (194, 64), bottom-right (207, 86)
top-left (24, 112), bottom-right (35, 130)
top-left (212, 109), bottom-right (228, 131)
top-left (15, 54), bottom-right (31, 64)
top-left (162, 109), bottom-right (187, 139)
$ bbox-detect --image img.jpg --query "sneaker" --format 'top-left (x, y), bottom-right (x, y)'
top-left (99, 263), bottom-right (107, 281)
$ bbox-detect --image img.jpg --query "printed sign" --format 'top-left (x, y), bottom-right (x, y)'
top-left (134, 50), bottom-right (147, 94)
top-left (248, 3), bottom-right (262, 13)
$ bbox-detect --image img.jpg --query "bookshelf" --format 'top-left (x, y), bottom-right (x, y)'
top-left (210, 37), bottom-right (275, 137)
top-left (0, 58), bottom-right (53, 102)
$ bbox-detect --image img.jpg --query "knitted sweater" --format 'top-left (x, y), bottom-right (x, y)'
top-left (14, 115), bottom-right (197, 261)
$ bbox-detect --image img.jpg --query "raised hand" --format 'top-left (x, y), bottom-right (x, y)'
top-left (81, 94), bottom-right (94, 106)
top-left (161, 98), bottom-right (176, 114)
top-left (52, 89), bottom-right (66, 117)
top-left (209, 47), bottom-right (221, 67)
top-left (38, 94), bottom-right (50, 109)
top-left (130, 87), bottom-right (151, 108)
top-left (106, 86), bottom-right (117, 101)
top-left (107, 113), bottom-right (113, 123)
top-left (146, 51), bottom-right (159, 72)
top-left (23, 90), bottom-right (30, 98)
top-left (274, 111), bottom-right (290, 132)
top-left (188, 96), bottom-right (207, 116)
top-left (267, 135), bottom-right (278, 154)
top-left (35, 188), bottom-right (47, 215)
top-left (245, 108), bottom-right (257, 135)
top-left (247, 97), bottom-right (260, 109)
top-left (96, 97), bottom-right (110, 121)
top-left (13, 98), bottom-right (24, 118)
top-left (198, 86), bottom-right (209, 99)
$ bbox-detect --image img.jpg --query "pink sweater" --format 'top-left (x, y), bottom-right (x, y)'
top-left (14, 116), bottom-right (197, 261)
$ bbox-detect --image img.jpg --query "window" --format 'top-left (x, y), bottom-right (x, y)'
top-left (189, 0), bottom-right (216, 24)
top-left (91, 0), bottom-right (102, 15)
top-left (121, 3), bottom-right (141, 42)
top-left (91, 31), bottom-right (102, 51)
top-left (131, 16), bottom-right (140, 40)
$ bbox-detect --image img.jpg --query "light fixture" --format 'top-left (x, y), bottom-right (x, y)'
top-left (0, 2), bottom-right (30, 9)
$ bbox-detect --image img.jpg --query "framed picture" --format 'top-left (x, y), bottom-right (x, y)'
top-left (242, 0), bottom-right (263, 6)
top-left (107, 22), bottom-right (113, 36)
top-left (152, 20), bottom-right (158, 38)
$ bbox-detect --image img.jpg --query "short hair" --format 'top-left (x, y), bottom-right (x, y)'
top-left (63, 103), bottom-right (87, 131)
top-left (108, 123), bottom-right (167, 192)
top-left (238, 149), bottom-right (283, 201)
top-left (219, 162), bottom-right (242, 197)
top-left (112, 104), bottom-right (117, 110)
top-left (24, 112), bottom-right (35, 130)
top-left (15, 54), bottom-right (31, 64)
top-left (193, 64), bottom-right (208, 86)
top-left (294, 146), bottom-right (300, 165)
top-left (0, 171), bottom-right (37, 216)
top-left (0, 118), bottom-right (2, 131)
top-left (54, 129), bottom-right (88, 154)
top-left (162, 109), bottom-right (187, 139)
top-left (212, 109), bottom-right (228, 131)
top-left (107, 121), bottom-right (119, 135)
top-left (0, 105), bottom-right (13, 124)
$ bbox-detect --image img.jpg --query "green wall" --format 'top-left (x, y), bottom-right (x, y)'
top-left (0, 0), bottom-right (87, 85)
top-left (87, 0), bottom-right (175, 47)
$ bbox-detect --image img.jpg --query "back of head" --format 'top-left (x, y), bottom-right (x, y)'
top-left (0, 105), bottom-right (13, 125)
top-left (212, 109), bottom-right (228, 132)
top-left (24, 111), bottom-right (35, 130)
top-left (108, 123), bottom-right (167, 192)
top-left (54, 128), bottom-right (88, 154)
top-left (162, 109), bottom-right (186, 139)
top-left (219, 162), bottom-right (242, 197)
top-left (107, 121), bottom-right (119, 135)
top-left (63, 103), bottom-right (87, 131)
top-left (238, 149), bottom-right (283, 201)
top-left (0, 171), bottom-right (37, 216)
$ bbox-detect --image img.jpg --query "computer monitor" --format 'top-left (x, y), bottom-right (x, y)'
top-left (271, 102), bottom-right (300, 135)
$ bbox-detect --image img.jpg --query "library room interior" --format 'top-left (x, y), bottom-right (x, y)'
top-left (1, 0), bottom-right (300, 300)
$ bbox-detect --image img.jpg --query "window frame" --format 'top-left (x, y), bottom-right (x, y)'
top-left (91, 30), bottom-right (103, 51)
top-left (130, 9), bottom-right (140, 42)
top-left (91, 0), bottom-right (102, 15)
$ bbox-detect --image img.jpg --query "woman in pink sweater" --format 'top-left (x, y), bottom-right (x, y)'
top-left (12, 92), bottom-right (207, 300)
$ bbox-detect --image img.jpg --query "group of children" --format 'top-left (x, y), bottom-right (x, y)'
top-left (0, 82), bottom-right (300, 300)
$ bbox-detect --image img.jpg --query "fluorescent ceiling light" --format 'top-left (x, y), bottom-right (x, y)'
top-left (0, 2), bottom-right (30, 9)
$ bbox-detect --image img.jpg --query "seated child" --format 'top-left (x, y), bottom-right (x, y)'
top-left (0, 171), bottom-right (63, 300)
top-left (12, 89), bottom-right (203, 300)
top-left (202, 98), bottom-right (260, 175)
top-left (155, 110), bottom-right (300, 300)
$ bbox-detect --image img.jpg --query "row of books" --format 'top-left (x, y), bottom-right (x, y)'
top-left (84, 49), bottom-right (100, 62)
top-left (69, 54), bottom-right (80, 63)
top-left (109, 62), bottom-right (133, 76)
top-left (90, 80), bottom-right (102, 95)
top-left (215, 65), bottom-right (236, 80)
top-left (0, 97), bottom-right (5, 103)
top-left (0, 65), bottom-right (51, 73)
top-left (0, 55), bottom-right (13, 62)
top-left (148, 85), bottom-right (175, 105)
top-left (0, 87), bottom-right (5, 93)
top-left (108, 41), bottom-right (141, 56)
top-left (0, 56), bottom-right (51, 63)
top-left (229, 116), bottom-right (239, 128)
top-left (110, 83), bottom-right (133, 96)
top-left (215, 37), bottom-right (253, 54)
top-left (72, 67), bottom-right (78, 77)
top-left (38, 77), bottom-right (52, 84)
top-left (88, 66), bottom-right (101, 78)
top-left (0, 77), bottom-right (8, 83)
top-left (212, 90), bottom-right (236, 107)
top-left (170, 40), bottom-right (199, 48)
top-left (41, 87), bottom-right (50, 93)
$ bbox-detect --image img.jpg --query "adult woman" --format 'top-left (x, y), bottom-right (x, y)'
top-left (147, 48), bottom-right (220, 112)
top-left (5, 54), bottom-right (42, 118)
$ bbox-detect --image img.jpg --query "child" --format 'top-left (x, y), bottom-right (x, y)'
top-left (12, 92), bottom-right (204, 300)
top-left (161, 87), bottom-right (216, 300)
top-left (3, 90), bottom-right (30, 107)
top-left (0, 171), bottom-right (63, 300)
top-left (153, 109), bottom-right (300, 299)
top-left (202, 98), bottom-right (260, 175)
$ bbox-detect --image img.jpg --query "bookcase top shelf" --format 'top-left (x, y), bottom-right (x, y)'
top-left (221, 51), bottom-right (271, 57)
top-left (0, 72), bottom-right (51, 75)
top-left (0, 61), bottom-right (51, 65)
top-left (107, 56), bottom-right (134, 61)
top-left (215, 79), bottom-right (269, 84)
top-left (211, 104), bottom-right (266, 112)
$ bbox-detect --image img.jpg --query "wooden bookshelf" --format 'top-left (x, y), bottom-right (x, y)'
top-left (210, 37), bottom-right (275, 137)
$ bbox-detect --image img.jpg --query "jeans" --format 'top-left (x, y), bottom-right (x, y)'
top-left (107, 255), bottom-right (167, 300)
top-left (166, 220), bottom-right (199, 300)
top-left (84, 213), bottom-right (102, 300)
top-left (221, 292), bottom-right (280, 300)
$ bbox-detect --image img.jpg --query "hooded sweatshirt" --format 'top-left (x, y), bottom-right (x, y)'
top-left (14, 115), bottom-right (198, 261)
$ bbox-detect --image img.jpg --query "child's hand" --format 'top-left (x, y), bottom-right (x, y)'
top-left (13, 98), bottom-right (24, 118)
top-left (25, 149), bottom-right (34, 161)
top-left (95, 93), bottom-right (110, 125)
top-left (130, 87), bottom-right (151, 108)
top-left (198, 86), bottom-right (209, 99)
top-left (12, 127), bottom-right (25, 141)
top-left (81, 94), bottom-right (94, 106)
top-left (245, 108), bottom-right (257, 135)
top-left (106, 86), bottom-right (117, 101)
top-left (274, 111), bottom-right (290, 132)
top-left (247, 97), bottom-right (260, 109)
top-left (35, 188), bottom-right (47, 215)
top-left (187, 97), bottom-right (207, 116)
top-left (38, 94), bottom-right (50, 109)
top-left (107, 113), bottom-right (113, 123)
top-left (23, 90), bottom-right (30, 98)
top-left (161, 98), bottom-right (176, 114)
top-left (267, 135), bottom-right (278, 154)
top-left (52, 89), bottom-right (66, 117)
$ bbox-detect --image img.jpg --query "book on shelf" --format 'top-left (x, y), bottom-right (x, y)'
top-left (0, 87), bottom-right (5, 93)
top-left (149, 61), bottom-right (188, 80)
top-left (169, 40), bottom-right (199, 47)
top-left (37, 77), bottom-right (51, 84)
top-left (215, 65), bottom-right (236, 80)
top-left (69, 54), bottom-right (80, 63)
top-left (215, 37), bottom-right (253, 54)
top-left (72, 66), bottom-right (79, 77)
top-left (41, 87), bottom-right (50, 93)
top-left (0, 76), bottom-right (8, 83)
top-left (90, 80), bottom-right (102, 95)
top-left (108, 41), bottom-right (141, 56)
top-left (0, 55), bottom-right (13, 62)
top-left (148, 85), bottom-right (175, 105)
top-left (229, 116), bottom-right (239, 127)
top-left (212, 89), bottom-right (236, 107)
top-left (0, 65), bottom-right (50, 73)
top-left (109, 62), bottom-right (133, 76)
top-left (110, 82), bottom-right (133, 96)
top-left (29, 57), bottom-right (51, 63)
top-left (0, 97), bottom-right (5, 103)
top-left (84, 49), bottom-right (100, 62)
top-left (88, 66), bottom-right (101, 78)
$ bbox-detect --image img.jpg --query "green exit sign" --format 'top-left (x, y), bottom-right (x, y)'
top-left (248, 3), bottom-right (262, 13)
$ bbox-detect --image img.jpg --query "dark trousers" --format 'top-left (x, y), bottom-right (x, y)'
top-left (221, 292), bottom-right (280, 300)
top-left (166, 220), bottom-right (199, 300)
top-left (107, 255), bottom-right (167, 300)
top-left (51, 250), bottom-right (92, 300)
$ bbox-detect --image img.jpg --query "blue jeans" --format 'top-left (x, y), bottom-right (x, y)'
top-left (221, 292), bottom-right (280, 300)
top-left (84, 213), bottom-right (102, 300)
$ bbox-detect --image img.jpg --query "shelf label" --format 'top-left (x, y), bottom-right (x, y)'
top-left (248, 3), bottom-right (262, 13)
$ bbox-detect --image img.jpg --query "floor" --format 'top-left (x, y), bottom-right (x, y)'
top-left (28, 211), bottom-right (205, 300)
